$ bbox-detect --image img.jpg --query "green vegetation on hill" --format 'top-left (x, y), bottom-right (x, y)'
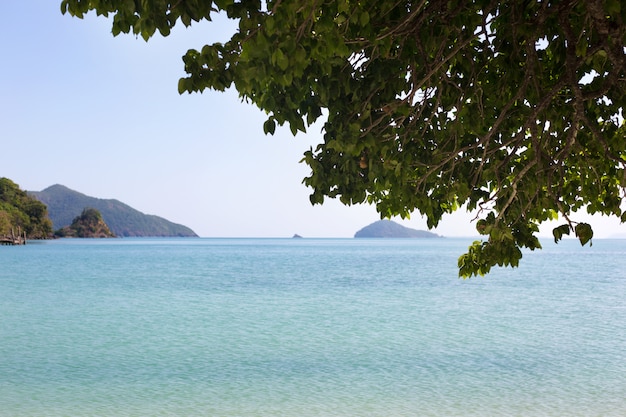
top-left (30, 184), bottom-right (198, 237)
top-left (0, 178), bottom-right (52, 240)
top-left (55, 208), bottom-right (116, 238)
top-left (355, 220), bottom-right (441, 238)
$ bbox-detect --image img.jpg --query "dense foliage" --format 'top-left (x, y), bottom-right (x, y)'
top-left (0, 178), bottom-right (53, 239)
top-left (61, 0), bottom-right (626, 276)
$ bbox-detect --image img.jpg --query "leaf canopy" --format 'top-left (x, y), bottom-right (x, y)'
top-left (61, 0), bottom-right (626, 276)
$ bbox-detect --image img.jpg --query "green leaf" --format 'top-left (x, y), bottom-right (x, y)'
top-left (177, 78), bottom-right (188, 94)
top-left (273, 49), bottom-right (289, 71)
top-left (289, 116), bottom-right (306, 135)
top-left (263, 118), bottom-right (276, 135)
top-left (214, 0), bottom-right (234, 10)
top-left (552, 224), bottom-right (570, 243)
top-left (574, 223), bottom-right (594, 246)
top-left (359, 11), bottom-right (370, 27)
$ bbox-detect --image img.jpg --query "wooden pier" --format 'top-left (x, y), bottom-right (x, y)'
top-left (0, 228), bottom-right (27, 245)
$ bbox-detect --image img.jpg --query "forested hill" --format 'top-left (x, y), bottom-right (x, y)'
top-left (355, 220), bottom-right (441, 238)
top-left (0, 178), bottom-right (52, 240)
top-left (30, 184), bottom-right (198, 237)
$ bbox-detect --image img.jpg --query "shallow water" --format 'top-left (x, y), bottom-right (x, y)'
top-left (1, 238), bottom-right (625, 416)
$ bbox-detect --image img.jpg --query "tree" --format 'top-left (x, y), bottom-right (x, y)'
top-left (61, 0), bottom-right (626, 276)
top-left (0, 178), bottom-right (53, 239)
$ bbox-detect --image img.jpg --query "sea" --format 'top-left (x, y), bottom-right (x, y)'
top-left (1, 237), bottom-right (625, 416)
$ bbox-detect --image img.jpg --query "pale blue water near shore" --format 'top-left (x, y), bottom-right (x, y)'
top-left (1, 237), bottom-right (625, 416)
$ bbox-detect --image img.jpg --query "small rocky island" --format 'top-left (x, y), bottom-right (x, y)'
top-left (55, 208), bottom-right (116, 238)
top-left (354, 220), bottom-right (441, 238)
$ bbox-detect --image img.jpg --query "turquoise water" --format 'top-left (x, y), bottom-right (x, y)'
top-left (1, 238), bottom-right (625, 416)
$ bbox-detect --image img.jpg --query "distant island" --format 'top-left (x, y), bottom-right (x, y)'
top-left (55, 208), bottom-right (116, 238)
top-left (30, 184), bottom-right (197, 237)
top-left (354, 220), bottom-right (441, 238)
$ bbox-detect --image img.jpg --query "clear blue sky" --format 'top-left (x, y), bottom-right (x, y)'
top-left (2, 1), bottom-right (625, 238)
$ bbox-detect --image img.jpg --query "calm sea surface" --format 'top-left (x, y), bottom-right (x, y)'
top-left (1, 237), bottom-right (625, 416)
